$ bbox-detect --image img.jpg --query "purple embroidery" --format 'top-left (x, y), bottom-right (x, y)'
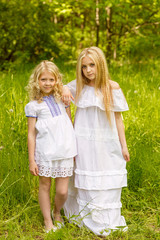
top-left (43, 95), bottom-right (61, 117)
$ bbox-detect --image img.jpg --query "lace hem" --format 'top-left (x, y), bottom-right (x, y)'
top-left (38, 165), bottom-right (73, 178)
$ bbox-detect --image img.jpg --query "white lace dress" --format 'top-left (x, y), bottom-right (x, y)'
top-left (63, 80), bottom-right (129, 236)
top-left (25, 95), bottom-right (77, 178)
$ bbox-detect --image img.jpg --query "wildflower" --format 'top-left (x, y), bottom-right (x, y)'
top-left (9, 109), bottom-right (13, 112)
top-left (134, 90), bottom-right (138, 94)
top-left (0, 146), bottom-right (4, 150)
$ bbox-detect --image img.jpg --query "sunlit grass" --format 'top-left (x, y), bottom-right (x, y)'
top-left (0, 60), bottom-right (160, 239)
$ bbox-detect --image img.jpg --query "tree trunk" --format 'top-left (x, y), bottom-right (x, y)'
top-left (96, 0), bottom-right (99, 46)
top-left (106, 6), bottom-right (112, 59)
top-left (79, 14), bottom-right (85, 49)
top-left (54, 14), bottom-right (57, 24)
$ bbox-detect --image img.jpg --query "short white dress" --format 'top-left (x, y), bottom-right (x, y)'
top-left (25, 95), bottom-right (77, 178)
top-left (63, 80), bottom-right (129, 236)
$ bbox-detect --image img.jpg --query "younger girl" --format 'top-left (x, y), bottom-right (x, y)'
top-left (25, 61), bottom-right (77, 233)
top-left (62, 47), bottom-right (130, 236)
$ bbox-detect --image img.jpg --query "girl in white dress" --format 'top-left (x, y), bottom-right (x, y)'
top-left (62, 47), bottom-right (130, 236)
top-left (25, 61), bottom-right (77, 233)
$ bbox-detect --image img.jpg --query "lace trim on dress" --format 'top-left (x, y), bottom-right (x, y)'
top-left (38, 165), bottom-right (73, 178)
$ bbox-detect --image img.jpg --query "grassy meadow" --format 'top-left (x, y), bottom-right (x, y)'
top-left (0, 59), bottom-right (160, 240)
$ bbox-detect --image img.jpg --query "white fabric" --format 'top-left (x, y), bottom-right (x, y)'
top-left (25, 99), bottom-right (77, 178)
top-left (37, 158), bottom-right (73, 178)
top-left (66, 80), bottom-right (129, 112)
top-left (63, 80), bottom-right (129, 235)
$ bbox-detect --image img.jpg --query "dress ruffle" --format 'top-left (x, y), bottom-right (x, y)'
top-left (112, 89), bottom-right (129, 112)
top-left (67, 80), bottom-right (129, 112)
top-left (37, 158), bottom-right (74, 178)
top-left (64, 177), bottom-right (128, 236)
top-left (74, 169), bottom-right (127, 190)
top-left (76, 87), bottom-right (105, 111)
top-left (38, 165), bottom-right (73, 178)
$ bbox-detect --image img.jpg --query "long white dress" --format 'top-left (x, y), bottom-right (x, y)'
top-left (25, 95), bottom-right (77, 178)
top-left (63, 80), bottom-right (129, 236)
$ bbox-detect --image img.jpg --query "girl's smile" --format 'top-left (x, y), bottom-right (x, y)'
top-left (82, 56), bottom-right (96, 85)
top-left (39, 70), bottom-right (55, 96)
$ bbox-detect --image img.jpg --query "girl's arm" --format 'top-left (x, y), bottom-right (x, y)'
top-left (27, 117), bottom-right (39, 176)
top-left (65, 106), bottom-right (72, 122)
top-left (115, 112), bottom-right (130, 162)
top-left (62, 86), bottom-right (74, 105)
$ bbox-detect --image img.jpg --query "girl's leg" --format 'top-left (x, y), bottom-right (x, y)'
top-left (54, 177), bottom-right (69, 222)
top-left (39, 176), bottom-right (54, 230)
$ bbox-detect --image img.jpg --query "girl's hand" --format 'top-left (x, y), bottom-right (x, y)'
top-left (62, 86), bottom-right (74, 105)
top-left (122, 146), bottom-right (130, 162)
top-left (29, 161), bottom-right (39, 176)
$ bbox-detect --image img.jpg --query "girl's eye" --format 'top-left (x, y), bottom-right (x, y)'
top-left (50, 79), bottom-right (55, 82)
top-left (40, 79), bottom-right (46, 82)
top-left (82, 65), bottom-right (87, 69)
top-left (90, 63), bottom-right (95, 67)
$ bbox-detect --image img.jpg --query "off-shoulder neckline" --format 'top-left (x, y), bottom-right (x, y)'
top-left (84, 84), bottom-right (121, 91)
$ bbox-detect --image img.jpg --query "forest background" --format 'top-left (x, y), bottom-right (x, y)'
top-left (0, 0), bottom-right (160, 239)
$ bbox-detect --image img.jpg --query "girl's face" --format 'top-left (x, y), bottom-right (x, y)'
top-left (38, 70), bottom-right (55, 96)
top-left (81, 56), bottom-right (96, 85)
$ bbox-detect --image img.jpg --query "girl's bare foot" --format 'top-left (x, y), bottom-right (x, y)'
top-left (52, 211), bottom-right (64, 229)
top-left (54, 213), bottom-right (63, 222)
top-left (44, 219), bottom-right (57, 232)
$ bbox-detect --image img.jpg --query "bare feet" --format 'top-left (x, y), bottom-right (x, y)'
top-left (45, 226), bottom-right (57, 233)
top-left (44, 219), bottom-right (57, 232)
top-left (51, 211), bottom-right (64, 229)
top-left (54, 213), bottom-right (63, 222)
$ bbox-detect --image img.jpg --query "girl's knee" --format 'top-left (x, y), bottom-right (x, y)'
top-left (55, 177), bottom-right (69, 199)
top-left (57, 188), bottom-right (68, 199)
top-left (39, 177), bottom-right (51, 190)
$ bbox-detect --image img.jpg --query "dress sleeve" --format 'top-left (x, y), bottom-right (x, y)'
top-left (66, 80), bottom-right (76, 98)
top-left (25, 101), bottom-right (37, 118)
top-left (112, 89), bottom-right (129, 112)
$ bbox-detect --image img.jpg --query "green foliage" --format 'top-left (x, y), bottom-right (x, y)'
top-left (0, 60), bottom-right (160, 239)
top-left (0, 0), bottom-right (60, 65)
top-left (0, 0), bottom-right (160, 69)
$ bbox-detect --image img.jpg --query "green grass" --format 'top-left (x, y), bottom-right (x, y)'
top-left (0, 60), bottom-right (160, 239)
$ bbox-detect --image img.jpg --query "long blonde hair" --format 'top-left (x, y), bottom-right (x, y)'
top-left (76, 46), bottom-right (113, 124)
top-left (26, 60), bottom-right (63, 101)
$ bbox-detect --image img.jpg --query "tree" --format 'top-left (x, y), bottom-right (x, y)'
top-left (0, 0), bottom-right (160, 67)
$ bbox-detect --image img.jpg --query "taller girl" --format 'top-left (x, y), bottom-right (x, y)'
top-left (63, 47), bottom-right (130, 236)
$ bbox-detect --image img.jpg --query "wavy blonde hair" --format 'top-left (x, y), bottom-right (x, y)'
top-left (76, 46), bottom-right (113, 124)
top-left (26, 60), bottom-right (63, 102)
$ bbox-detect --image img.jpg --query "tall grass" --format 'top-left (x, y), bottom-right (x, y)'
top-left (0, 60), bottom-right (160, 239)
